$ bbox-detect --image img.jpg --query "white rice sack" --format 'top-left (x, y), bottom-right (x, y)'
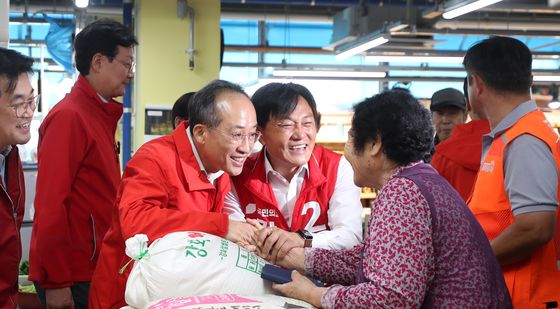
top-left (124, 232), bottom-right (274, 309)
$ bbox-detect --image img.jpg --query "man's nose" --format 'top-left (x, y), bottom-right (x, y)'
top-left (237, 137), bottom-right (252, 153)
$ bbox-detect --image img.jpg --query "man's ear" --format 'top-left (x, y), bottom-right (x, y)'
top-left (192, 124), bottom-right (207, 144)
top-left (90, 53), bottom-right (104, 74)
top-left (470, 74), bottom-right (485, 97)
top-left (257, 126), bottom-right (265, 145)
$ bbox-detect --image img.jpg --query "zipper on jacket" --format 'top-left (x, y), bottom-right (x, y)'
top-left (90, 214), bottom-right (97, 261)
top-left (1, 155), bottom-right (22, 307)
top-left (15, 163), bottom-right (22, 258)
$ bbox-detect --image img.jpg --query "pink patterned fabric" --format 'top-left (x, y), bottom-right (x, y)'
top-left (305, 162), bottom-right (511, 308)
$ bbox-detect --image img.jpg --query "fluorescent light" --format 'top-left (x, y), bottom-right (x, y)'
top-left (365, 55), bottom-right (464, 64)
top-left (548, 100), bottom-right (560, 109)
top-left (534, 76), bottom-right (560, 82)
top-left (272, 70), bottom-right (386, 78)
top-left (75, 0), bottom-right (89, 8)
top-left (443, 0), bottom-right (503, 19)
top-left (335, 36), bottom-right (389, 61)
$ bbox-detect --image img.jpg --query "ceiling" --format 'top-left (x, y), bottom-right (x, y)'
top-left (221, 0), bottom-right (560, 54)
top-left (8, 0), bottom-right (560, 83)
top-left (11, 0), bottom-right (560, 45)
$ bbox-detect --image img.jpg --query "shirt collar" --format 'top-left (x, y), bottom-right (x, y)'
top-left (1, 145), bottom-right (12, 157)
top-left (487, 99), bottom-right (537, 138)
top-left (186, 126), bottom-right (224, 183)
top-left (263, 147), bottom-right (309, 182)
top-left (97, 93), bottom-right (109, 103)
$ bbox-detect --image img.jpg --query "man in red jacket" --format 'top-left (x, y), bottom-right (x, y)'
top-left (430, 87), bottom-right (468, 146)
top-left (224, 83), bottom-right (363, 263)
top-left (0, 47), bottom-right (35, 309)
top-left (89, 80), bottom-right (260, 309)
top-left (431, 78), bottom-right (490, 201)
top-left (29, 19), bottom-right (137, 309)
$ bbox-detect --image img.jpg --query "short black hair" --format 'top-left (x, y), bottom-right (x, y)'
top-left (350, 90), bottom-right (434, 166)
top-left (74, 19), bottom-right (138, 76)
top-left (463, 77), bottom-right (469, 104)
top-left (188, 80), bottom-right (248, 133)
top-left (0, 47), bottom-right (34, 96)
top-left (463, 36), bottom-right (532, 95)
top-left (250, 82), bottom-right (321, 129)
top-left (172, 92), bottom-right (195, 129)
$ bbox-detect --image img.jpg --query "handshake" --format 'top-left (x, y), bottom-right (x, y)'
top-left (226, 218), bottom-right (309, 265)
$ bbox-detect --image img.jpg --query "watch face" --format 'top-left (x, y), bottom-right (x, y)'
top-left (298, 229), bottom-right (313, 239)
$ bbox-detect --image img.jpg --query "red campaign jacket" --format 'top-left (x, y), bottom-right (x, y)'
top-left (0, 147), bottom-right (24, 309)
top-left (431, 119), bottom-right (490, 201)
top-left (232, 146), bottom-right (340, 232)
top-left (29, 75), bottom-right (123, 288)
top-left (89, 122), bottom-right (230, 309)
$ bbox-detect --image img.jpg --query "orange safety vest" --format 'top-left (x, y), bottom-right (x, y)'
top-left (469, 110), bottom-right (560, 309)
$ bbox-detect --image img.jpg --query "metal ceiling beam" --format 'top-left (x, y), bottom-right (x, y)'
top-left (224, 45), bottom-right (560, 59)
top-left (9, 3), bottom-right (122, 15)
top-left (222, 62), bottom-right (560, 75)
top-left (434, 20), bottom-right (560, 32)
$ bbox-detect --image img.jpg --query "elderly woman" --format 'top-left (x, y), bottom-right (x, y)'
top-left (269, 90), bottom-right (512, 308)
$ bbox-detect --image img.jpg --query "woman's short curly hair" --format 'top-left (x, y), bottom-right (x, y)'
top-left (351, 90), bottom-right (434, 166)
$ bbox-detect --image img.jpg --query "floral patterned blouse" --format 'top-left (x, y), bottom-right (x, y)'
top-left (305, 162), bottom-right (511, 308)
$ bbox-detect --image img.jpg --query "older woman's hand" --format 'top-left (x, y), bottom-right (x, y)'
top-left (274, 247), bottom-right (305, 273)
top-left (272, 270), bottom-right (325, 308)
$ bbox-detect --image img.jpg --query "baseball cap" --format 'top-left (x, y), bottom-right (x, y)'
top-left (430, 88), bottom-right (466, 112)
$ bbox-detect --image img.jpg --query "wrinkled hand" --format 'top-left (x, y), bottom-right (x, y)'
top-left (45, 287), bottom-right (74, 309)
top-left (272, 270), bottom-right (325, 308)
top-left (275, 247), bottom-right (305, 272)
top-left (226, 219), bottom-right (259, 247)
top-left (256, 227), bottom-right (304, 264)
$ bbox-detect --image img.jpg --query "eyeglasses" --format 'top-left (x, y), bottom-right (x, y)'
top-left (275, 119), bottom-right (316, 133)
top-left (112, 58), bottom-right (135, 74)
top-left (10, 94), bottom-right (39, 117)
top-left (212, 128), bottom-right (261, 144)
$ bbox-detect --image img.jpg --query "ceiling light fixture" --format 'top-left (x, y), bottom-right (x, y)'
top-left (534, 75), bottom-right (560, 82)
top-left (335, 34), bottom-right (389, 61)
top-left (75, 0), bottom-right (89, 8)
top-left (442, 0), bottom-right (503, 19)
top-left (272, 70), bottom-right (386, 78)
top-left (365, 55), bottom-right (464, 64)
top-left (548, 99), bottom-right (560, 109)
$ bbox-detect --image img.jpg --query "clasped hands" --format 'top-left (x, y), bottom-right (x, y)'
top-left (227, 218), bottom-right (304, 264)
top-left (226, 219), bottom-right (323, 307)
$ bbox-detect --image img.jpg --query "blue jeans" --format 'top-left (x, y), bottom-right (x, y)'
top-left (34, 281), bottom-right (90, 309)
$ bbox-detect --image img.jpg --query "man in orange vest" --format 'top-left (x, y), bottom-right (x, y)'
top-left (465, 36), bottom-right (560, 308)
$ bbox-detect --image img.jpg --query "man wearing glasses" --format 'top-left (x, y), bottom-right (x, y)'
top-left (89, 80), bottom-right (260, 309)
top-left (0, 47), bottom-right (35, 309)
top-left (29, 19), bottom-right (137, 309)
top-left (224, 83), bottom-right (363, 263)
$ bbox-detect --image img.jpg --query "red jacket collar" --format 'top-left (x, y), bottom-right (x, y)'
top-left (73, 75), bottom-right (123, 121)
top-left (172, 121), bottom-right (227, 192)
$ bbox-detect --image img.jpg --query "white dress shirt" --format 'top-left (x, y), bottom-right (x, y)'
top-left (186, 126), bottom-right (224, 185)
top-left (224, 151), bottom-right (363, 249)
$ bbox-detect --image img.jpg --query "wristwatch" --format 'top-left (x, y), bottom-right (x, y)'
top-left (297, 229), bottom-right (313, 248)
